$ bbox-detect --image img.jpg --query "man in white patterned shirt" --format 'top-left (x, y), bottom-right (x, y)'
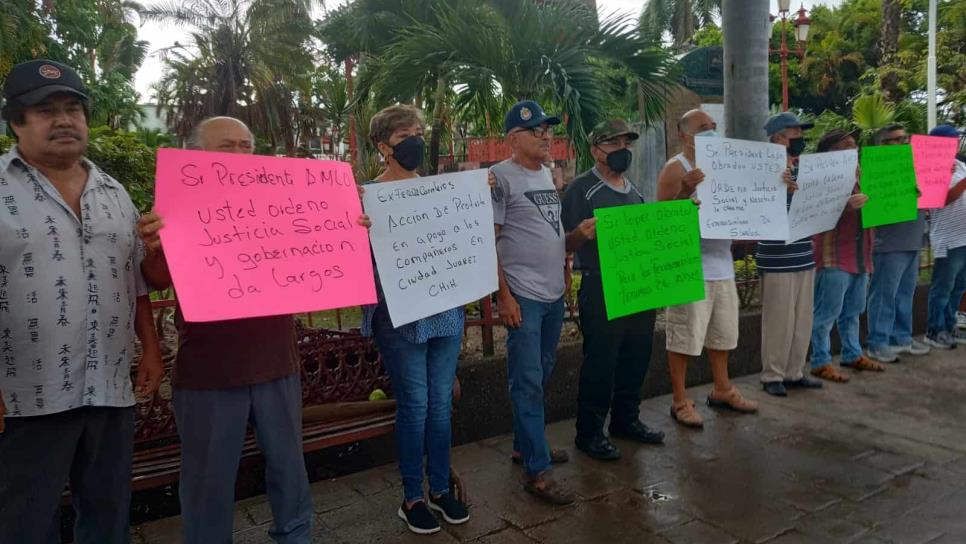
top-left (0, 59), bottom-right (163, 544)
top-left (925, 124), bottom-right (966, 347)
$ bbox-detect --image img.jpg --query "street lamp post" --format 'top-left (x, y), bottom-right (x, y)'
top-left (769, 2), bottom-right (811, 111)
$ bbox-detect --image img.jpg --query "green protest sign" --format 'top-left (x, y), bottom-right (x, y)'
top-left (860, 144), bottom-right (919, 228)
top-left (595, 200), bottom-right (705, 320)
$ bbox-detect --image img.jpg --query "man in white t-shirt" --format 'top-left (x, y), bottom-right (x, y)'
top-left (655, 110), bottom-right (758, 428)
top-left (925, 124), bottom-right (966, 347)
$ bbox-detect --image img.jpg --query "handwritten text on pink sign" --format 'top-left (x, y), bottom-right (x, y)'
top-left (154, 148), bottom-right (375, 322)
top-left (912, 134), bottom-right (959, 208)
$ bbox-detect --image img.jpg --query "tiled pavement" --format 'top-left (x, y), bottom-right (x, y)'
top-left (134, 347), bottom-right (966, 543)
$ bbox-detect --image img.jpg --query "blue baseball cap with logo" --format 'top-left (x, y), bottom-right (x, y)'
top-left (929, 124), bottom-right (963, 138)
top-left (764, 112), bottom-right (814, 137)
top-left (504, 100), bottom-right (561, 134)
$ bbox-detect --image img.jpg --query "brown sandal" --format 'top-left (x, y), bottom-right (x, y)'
top-left (523, 472), bottom-right (576, 505)
top-left (844, 356), bottom-right (885, 372)
top-left (670, 400), bottom-right (704, 428)
top-left (811, 364), bottom-right (851, 383)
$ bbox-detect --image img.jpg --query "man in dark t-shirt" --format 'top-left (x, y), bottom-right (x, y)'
top-left (562, 119), bottom-right (665, 461)
top-left (136, 117), bottom-right (313, 543)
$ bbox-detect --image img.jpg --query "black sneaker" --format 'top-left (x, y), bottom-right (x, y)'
top-left (783, 376), bottom-right (823, 389)
top-left (428, 492), bottom-right (470, 525)
top-left (575, 435), bottom-right (621, 461)
top-left (609, 420), bottom-right (665, 445)
top-left (397, 501), bottom-right (440, 535)
top-left (762, 381), bottom-right (787, 397)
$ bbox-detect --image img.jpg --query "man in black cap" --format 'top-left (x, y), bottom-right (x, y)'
top-left (490, 99), bottom-right (574, 505)
top-left (562, 119), bottom-right (664, 461)
top-left (0, 59), bottom-right (164, 543)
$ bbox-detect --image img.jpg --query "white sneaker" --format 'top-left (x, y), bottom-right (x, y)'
top-left (957, 311), bottom-right (966, 330)
top-left (924, 332), bottom-right (956, 350)
top-left (891, 340), bottom-right (931, 356)
top-left (950, 330), bottom-right (966, 346)
top-left (866, 346), bottom-right (899, 363)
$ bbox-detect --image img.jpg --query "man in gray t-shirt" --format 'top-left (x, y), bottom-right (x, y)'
top-left (866, 124), bottom-right (934, 360)
top-left (491, 100), bottom-right (573, 506)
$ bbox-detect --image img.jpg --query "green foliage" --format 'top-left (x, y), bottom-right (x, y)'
top-left (1, 1), bottom-right (148, 129)
top-left (85, 127), bottom-right (157, 212)
top-left (639, 0), bottom-right (722, 49)
top-left (778, 0), bottom-right (966, 124)
top-left (852, 93), bottom-right (896, 132)
top-left (691, 24), bottom-right (722, 48)
top-left (145, 0), bottom-right (322, 154)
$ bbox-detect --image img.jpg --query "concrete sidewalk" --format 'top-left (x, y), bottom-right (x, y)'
top-left (134, 347), bottom-right (966, 544)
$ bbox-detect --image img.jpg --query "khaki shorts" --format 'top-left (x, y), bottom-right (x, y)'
top-left (665, 279), bottom-right (739, 357)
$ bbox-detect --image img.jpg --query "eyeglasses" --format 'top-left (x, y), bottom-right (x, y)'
top-left (880, 135), bottom-right (909, 144)
top-left (516, 126), bottom-right (552, 138)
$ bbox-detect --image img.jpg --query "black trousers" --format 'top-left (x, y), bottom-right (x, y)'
top-left (0, 406), bottom-right (134, 544)
top-left (575, 274), bottom-right (656, 441)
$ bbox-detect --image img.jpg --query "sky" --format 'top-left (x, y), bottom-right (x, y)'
top-left (132, 0), bottom-right (845, 100)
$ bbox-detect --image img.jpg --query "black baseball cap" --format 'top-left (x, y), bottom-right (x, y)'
top-left (2, 59), bottom-right (89, 106)
top-left (504, 100), bottom-right (561, 134)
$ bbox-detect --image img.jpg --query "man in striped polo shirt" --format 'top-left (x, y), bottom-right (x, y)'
top-left (757, 113), bottom-right (825, 396)
top-left (925, 124), bottom-right (966, 347)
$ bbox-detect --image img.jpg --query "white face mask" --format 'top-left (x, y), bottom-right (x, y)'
top-left (695, 129), bottom-right (720, 138)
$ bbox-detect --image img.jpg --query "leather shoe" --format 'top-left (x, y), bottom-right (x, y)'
top-left (574, 435), bottom-right (621, 461)
top-left (783, 376), bottom-right (823, 389)
top-left (609, 420), bottom-right (665, 445)
top-left (762, 381), bottom-right (787, 397)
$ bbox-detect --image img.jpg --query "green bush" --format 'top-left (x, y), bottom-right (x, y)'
top-left (0, 127), bottom-right (158, 212)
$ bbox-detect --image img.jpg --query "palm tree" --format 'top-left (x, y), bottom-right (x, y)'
top-left (339, 0), bottom-right (676, 170)
top-left (800, 30), bottom-right (865, 114)
top-left (639, 0), bottom-right (721, 49)
top-left (144, 0), bottom-right (320, 153)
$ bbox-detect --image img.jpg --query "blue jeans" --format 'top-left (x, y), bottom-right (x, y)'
top-left (811, 268), bottom-right (868, 367)
top-left (506, 294), bottom-right (565, 478)
top-left (174, 375), bottom-right (313, 544)
top-left (374, 317), bottom-right (462, 502)
top-left (928, 246), bottom-right (966, 335)
top-left (867, 251), bottom-right (919, 350)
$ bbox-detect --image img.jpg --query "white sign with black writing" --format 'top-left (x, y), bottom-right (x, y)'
top-left (695, 136), bottom-right (789, 240)
top-left (786, 149), bottom-right (859, 241)
top-left (363, 170), bottom-right (497, 327)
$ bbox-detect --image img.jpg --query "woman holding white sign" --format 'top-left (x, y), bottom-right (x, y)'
top-left (360, 105), bottom-right (469, 535)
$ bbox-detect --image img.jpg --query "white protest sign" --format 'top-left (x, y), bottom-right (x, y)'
top-left (695, 136), bottom-right (789, 240)
top-left (363, 170), bottom-right (498, 327)
top-left (786, 149), bottom-right (859, 241)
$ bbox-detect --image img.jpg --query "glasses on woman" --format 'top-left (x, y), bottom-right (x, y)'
top-left (880, 135), bottom-right (909, 144)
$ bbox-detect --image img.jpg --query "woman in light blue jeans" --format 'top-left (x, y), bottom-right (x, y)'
top-left (361, 104), bottom-right (469, 535)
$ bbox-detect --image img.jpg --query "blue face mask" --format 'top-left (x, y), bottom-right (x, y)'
top-left (695, 129), bottom-right (720, 138)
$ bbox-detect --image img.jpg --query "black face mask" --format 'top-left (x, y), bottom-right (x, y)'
top-left (604, 148), bottom-right (632, 173)
top-left (391, 136), bottom-right (424, 171)
top-left (787, 137), bottom-right (806, 157)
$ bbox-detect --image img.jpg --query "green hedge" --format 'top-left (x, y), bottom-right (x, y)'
top-left (0, 126), bottom-right (157, 211)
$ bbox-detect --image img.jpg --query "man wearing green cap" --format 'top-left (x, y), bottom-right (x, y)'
top-left (562, 119), bottom-right (665, 461)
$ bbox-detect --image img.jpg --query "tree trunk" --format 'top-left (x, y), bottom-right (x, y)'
top-left (879, 0), bottom-right (901, 101)
top-left (722, 0), bottom-right (769, 141)
top-left (428, 75), bottom-right (447, 175)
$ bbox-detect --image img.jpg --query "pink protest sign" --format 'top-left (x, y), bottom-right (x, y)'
top-left (912, 134), bottom-right (959, 208)
top-left (154, 148), bottom-right (376, 322)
